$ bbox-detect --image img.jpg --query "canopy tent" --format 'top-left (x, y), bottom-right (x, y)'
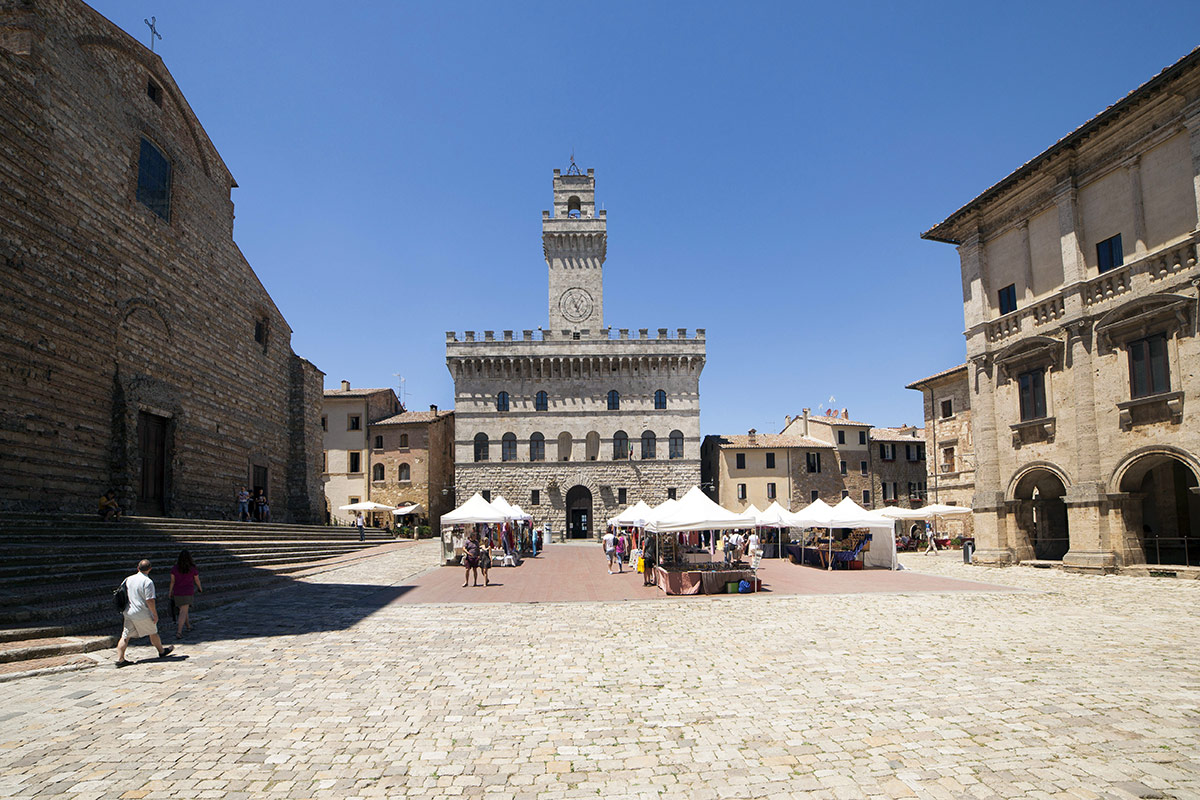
top-left (489, 495), bottom-right (518, 520)
top-left (756, 501), bottom-right (793, 528)
top-left (440, 493), bottom-right (507, 526)
top-left (508, 504), bottom-right (533, 521)
top-left (608, 500), bottom-right (655, 528)
top-left (339, 501), bottom-right (396, 512)
top-left (786, 497), bottom-right (898, 570)
top-left (880, 503), bottom-right (972, 521)
top-left (392, 503), bottom-right (423, 516)
top-left (789, 498), bottom-right (834, 528)
top-left (743, 504), bottom-right (764, 524)
top-left (647, 487), bottom-right (756, 533)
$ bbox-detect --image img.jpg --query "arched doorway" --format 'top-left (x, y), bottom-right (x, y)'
top-left (565, 485), bottom-right (593, 539)
top-left (1119, 453), bottom-right (1200, 566)
top-left (1012, 468), bottom-right (1070, 561)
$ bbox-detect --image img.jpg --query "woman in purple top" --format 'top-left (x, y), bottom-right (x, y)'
top-left (168, 549), bottom-right (202, 639)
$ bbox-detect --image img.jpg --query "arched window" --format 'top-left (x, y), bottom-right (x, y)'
top-left (669, 430), bottom-right (684, 459)
top-left (502, 432), bottom-right (517, 462)
top-left (641, 430), bottom-right (657, 460)
top-left (585, 431), bottom-right (600, 461)
top-left (474, 433), bottom-right (489, 462)
top-left (567, 195), bottom-right (582, 217)
top-left (529, 432), bottom-right (545, 461)
top-left (399, 433), bottom-right (409, 448)
top-left (557, 431), bottom-right (572, 462)
top-left (535, 391), bottom-right (548, 411)
top-left (654, 389), bottom-right (667, 410)
top-left (372, 463), bottom-right (385, 481)
top-left (607, 390), bottom-right (620, 410)
top-left (496, 391), bottom-right (510, 412)
top-left (613, 430), bottom-right (629, 460)
top-left (398, 463), bottom-right (411, 482)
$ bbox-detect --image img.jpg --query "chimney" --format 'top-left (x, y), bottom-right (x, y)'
top-left (784, 414), bottom-right (793, 429)
top-left (841, 408), bottom-right (849, 420)
top-left (340, 380), bottom-right (350, 391)
top-left (802, 408), bottom-right (810, 437)
top-left (430, 404), bottom-right (438, 413)
top-left (748, 428), bottom-right (757, 445)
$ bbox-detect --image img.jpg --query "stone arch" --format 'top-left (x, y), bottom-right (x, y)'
top-left (1008, 463), bottom-right (1071, 561)
top-left (1006, 461), bottom-right (1071, 502)
top-left (564, 484), bottom-right (594, 539)
top-left (1112, 446), bottom-right (1200, 567)
top-left (1111, 445), bottom-right (1200, 493)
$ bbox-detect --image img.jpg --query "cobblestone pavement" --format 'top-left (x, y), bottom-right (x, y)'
top-left (1, 543), bottom-right (1198, 799)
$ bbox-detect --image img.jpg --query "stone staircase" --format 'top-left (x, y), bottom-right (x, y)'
top-left (0, 513), bottom-right (398, 680)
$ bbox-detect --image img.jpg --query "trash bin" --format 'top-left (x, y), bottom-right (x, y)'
top-left (963, 540), bottom-right (976, 563)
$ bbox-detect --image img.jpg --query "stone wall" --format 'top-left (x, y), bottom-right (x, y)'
top-left (368, 412), bottom-right (456, 529)
top-left (0, 0), bottom-right (322, 520)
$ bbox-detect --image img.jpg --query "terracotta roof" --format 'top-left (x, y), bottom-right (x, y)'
top-left (870, 426), bottom-right (925, 442)
top-left (906, 364), bottom-right (968, 390)
top-left (923, 46), bottom-right (1200, 244)
top-left (323, 387), bottom-right (394, 398)
top-left (709, 433), bottom-right (834, 450)
top-left (372, 410), bottom-right (454, 425)
top-left (804, 414), bottom-right (872, 428)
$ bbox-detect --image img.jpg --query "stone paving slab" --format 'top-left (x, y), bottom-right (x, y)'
top-left (0, 543), bottom-right (1198, 799)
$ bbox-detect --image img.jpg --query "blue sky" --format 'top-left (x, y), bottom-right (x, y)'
top-left (91, 1), bottom-right (1200, 434)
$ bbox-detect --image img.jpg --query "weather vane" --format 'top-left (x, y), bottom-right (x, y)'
top-left (144, 16), bottom-right (162, 53)
top-left (566, 148), bottom-right (582, 176)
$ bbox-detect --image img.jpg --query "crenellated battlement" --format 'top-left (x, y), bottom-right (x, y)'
top-left (446, 328), bottom-right (706, 343)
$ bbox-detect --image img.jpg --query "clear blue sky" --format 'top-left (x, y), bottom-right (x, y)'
top-left (91, 1), bottom-right (1200, 434)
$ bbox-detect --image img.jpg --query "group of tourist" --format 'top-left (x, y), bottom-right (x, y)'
top-left (115, 549), bottom-right (203, 667)
top-left (600, 528), bottom-right (660, 586)
top-left (460, 531), bottom-right (493, 587)
top-left (235, 486), bottom-right (271, 523)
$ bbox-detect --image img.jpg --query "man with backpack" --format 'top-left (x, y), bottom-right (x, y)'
top-left (115, 559), bottom-right (173, 668)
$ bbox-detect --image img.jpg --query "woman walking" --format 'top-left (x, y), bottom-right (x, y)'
top-left (478, 532), bottom-right (492, 587)
top-left (168, 549), bottom-right (202, 639)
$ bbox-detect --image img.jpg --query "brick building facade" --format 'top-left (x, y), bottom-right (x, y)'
top-left (908, 365), bottom-right (976, 540)
top-left (923, 49), bottom-right (1200, 571)
top-left (0, 0), bottom-right (324, 520)
top-left (368, 406), bottom-right (455, 530)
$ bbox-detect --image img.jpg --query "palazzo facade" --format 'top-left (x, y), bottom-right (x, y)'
top-left (923, 48), bottom-right (1200, 572)
top-left (446, 166), bottom-right (704, 538)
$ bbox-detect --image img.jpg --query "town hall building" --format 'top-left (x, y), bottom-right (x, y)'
top-left (446, 165), bottom-right (705, 538)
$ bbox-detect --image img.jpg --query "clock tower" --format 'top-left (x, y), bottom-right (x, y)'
top-left (544, 163), bottom-right (605, 331)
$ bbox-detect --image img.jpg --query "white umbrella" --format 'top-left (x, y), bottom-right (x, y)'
top-left (392, 503), bottom-right (424, 516)
top-left (339, 501), bottom-right (395, 512)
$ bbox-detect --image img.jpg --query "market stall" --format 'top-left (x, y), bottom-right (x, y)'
top-left (438, 493), bottom-right (506, 565)
top-left (786, 497), bottom-right (898, 570)
top-left (881, 503), bottom-right (973, 550)
top-left (646, 487), bottom-right (759, 595)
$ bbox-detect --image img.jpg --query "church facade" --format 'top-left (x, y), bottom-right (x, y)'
top-left (0, 1), bottom-right (324, 520)
top-left (446, 167), bottom-right (704, 538)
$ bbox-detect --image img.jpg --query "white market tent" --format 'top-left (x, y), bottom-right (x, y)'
top-left (339, 501), bottom-right (396, 512)
top-left (789, 498), bottom-right (834, 528)
top-left (489, 495), bottom-right (518, 520)
top-left (787, 497), bottom-right (898, 570)
top-left (608, 500), bottom-right (655, 528)
top-left (757, 501), bottom-right (792, 528)
top-left (647, 486), bottom-right (757, 533)
top-left (392, 503), bottom-right (423, 517)
top-left (508, 504), bottom-right (533, 522)
top-left (440, 493), bottom-right (507, 526)
top-left (743, 504), bottom-right (764, 523)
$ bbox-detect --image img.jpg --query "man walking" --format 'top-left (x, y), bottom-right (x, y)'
top-left (115, 559), bottom-right (173, 667)
top-left (355, 512), bottom-right (366, 542)
top-left (602, 528), bottom-right (617, 574)
top-left (924, 522), bottom-right (938, 555)
top-left (236, 486), bottom-right (250, 522)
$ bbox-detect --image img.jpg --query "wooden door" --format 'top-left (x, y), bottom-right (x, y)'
top-left (137, 411), bottom-right (167, 515)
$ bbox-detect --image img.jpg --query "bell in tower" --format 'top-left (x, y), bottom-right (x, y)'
top-left (543, 161), bottom-right (606, 331)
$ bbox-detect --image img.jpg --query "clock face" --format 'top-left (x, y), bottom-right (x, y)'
top-left (559, 288), bottom-right (594, 323)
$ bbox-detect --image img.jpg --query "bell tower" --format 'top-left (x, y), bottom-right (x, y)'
top-left (543, 162), bottom-right (606, 331)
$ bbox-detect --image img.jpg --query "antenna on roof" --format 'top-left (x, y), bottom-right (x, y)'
top-left (393, 373), bottom-right (410, 412)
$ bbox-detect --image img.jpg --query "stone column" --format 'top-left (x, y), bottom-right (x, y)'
top-left (1056, 177), bottom-right (1087, 291)
top-left (969, 355), bottom-right (1011, 564)
top-left (1127, 156), bottom-right (1147, 257)
top-left (1185, 104), bottom-right (1200, 228)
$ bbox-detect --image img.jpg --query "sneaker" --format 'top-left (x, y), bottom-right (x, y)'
top-left (608, 570), bottom-right (613, 574)
top-left (115, 660), bottom-right (131, 668)
top-left (158, 646), bottom-right (174, 659)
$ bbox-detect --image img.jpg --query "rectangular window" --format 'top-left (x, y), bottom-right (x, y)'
top-left (349, 496), bottom-right (360, 505)
top-left (667, 488), bottom-right (677, 500)
top-left (374, 435), bottom-right (383, 449)
top-left (1128, 334), bottom-right (1169, 398)
top-left (348, 415), bottom-right (361, 431)
top-left (618, 488), bottom-right (627, 505)
top-left (862, 490), bottom-right (871, 505)
top-left (841, 490), bottom-right (849, 499)
top-left (531, 489), bottom-right (540, 506)
top-left (940, 399), bottom-right (953, 419)
top-left (905, 444), bottom-right (916, 462)
top-left (942, 447), bottom-right (956, 473)
top-left (136, 138), bottom-right (171, 220)
top-left (146, 79), bottom-right (163, 106)
top-left (766, 483), bottom-right (776, 499)
top-left (1097, 233), bottom-right (1123, 274)
top-left (806, 452), bottom-right (821, 473)
top-left (840, 460), bottom-right (847, 476)
top-left (1018, 368), bottom-right (1047, 421)
top-left (811, 490), bottom-right (819, 503)
top-left (765, 452), bottom-right (775, 469)
top-left (348, 451), bottom-right (361, 473)
top-left (737, 483), bottom-right (746, 500)
top-left (860, 460), bottom-right (868, 476)
top-left (481, 489), bottom-right (490, 502)
top-left (735, 453), bottom-right (746, 470)
top-left (858, 431), bottom-right (866, 445)
top-left (321, 416), bottom-right (327, 431)
top-left (879, 443), bottom-right (895, 461)
top-left (837, 430), bottom-right (845, 444)
top-left (998, 283), bottom-right (1017, 315)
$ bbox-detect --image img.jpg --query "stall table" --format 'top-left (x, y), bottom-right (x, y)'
top-left (653, 565), bottom-right (756, 595)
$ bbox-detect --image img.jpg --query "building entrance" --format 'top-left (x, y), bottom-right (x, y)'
top-left (1120, 454), bottom-right (1200, 566)
top-left (566, 485), bottom-right (592, 539)
top-left (136, 411), bottom-right (168, 516)
top-left (1012, 468), bottom-right (1069, 561)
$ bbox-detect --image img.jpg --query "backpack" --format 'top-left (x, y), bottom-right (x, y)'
top-left (113, 579), bottom-right (129, 613)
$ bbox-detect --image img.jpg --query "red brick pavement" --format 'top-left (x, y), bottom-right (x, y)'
top-left (394, 543), bottom-right (1018, 604)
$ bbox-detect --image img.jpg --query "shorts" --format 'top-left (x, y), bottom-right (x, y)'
top-left (122, 614), bottom-right (158, 639)
top-left (173, 594), bottom-right (193, 607)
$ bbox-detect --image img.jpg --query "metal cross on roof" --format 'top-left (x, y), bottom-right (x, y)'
top-left (144, 16), bottom-right (162, 53)
top-left (566, 150), bottom-right (582, 176)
